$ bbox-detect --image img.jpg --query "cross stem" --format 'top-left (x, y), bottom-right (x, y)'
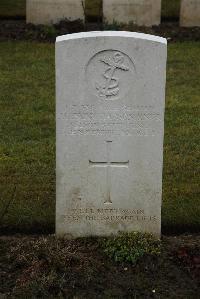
top-left (89, 141), bottom-right (129, 204)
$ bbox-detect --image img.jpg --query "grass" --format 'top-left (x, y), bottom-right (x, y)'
top-left (85, 0), bottom-right (102, 21)
top-left (162, 0), bottom-right (180, 19)
top-left (0, 42), bottom-right (55, 233)
top-left (0, 0), bottom-right (180, 19)
top-left (0, 41), bottom-right (199, 234)
top-left (162, 42), bottom-right (200, 232)
top-left (0, 0), bottom-right (26, 18)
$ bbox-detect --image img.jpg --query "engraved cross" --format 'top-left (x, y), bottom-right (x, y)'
top-left (89, 141), bottom-right (129, 204)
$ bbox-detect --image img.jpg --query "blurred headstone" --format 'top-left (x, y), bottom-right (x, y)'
top-left (26, 0), bottom-right (85, 25)
top-left (180, 0), bottom-right (200, 27)
top-left (103, 0), bottom-right (161, 26)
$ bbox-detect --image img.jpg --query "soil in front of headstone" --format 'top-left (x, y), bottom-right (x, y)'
top-left (0, 19), bottom-right (200, 43)
top-left (0, 234), bottom-right (199, 298)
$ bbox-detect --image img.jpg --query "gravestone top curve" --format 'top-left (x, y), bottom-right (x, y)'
top-left (56, 31), bottom-right (167, 44)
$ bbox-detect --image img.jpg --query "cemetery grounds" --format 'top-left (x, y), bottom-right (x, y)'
top-left (0, 1), bottom-right (200, 298)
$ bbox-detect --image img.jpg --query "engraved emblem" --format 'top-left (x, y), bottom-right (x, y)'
top-left (96, 52), bottom-right (129, 99)
top-left (86, 50), bottom-right (135, 100)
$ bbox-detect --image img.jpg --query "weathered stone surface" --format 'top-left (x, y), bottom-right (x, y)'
top-left (103, 0), bottom-right (161, 26)
top-left (56, 31), bottom-right (167, 238)
top-left (180, 0), bottom-right (200, 27)
top-left (26, 0), bottom-right (84, 25)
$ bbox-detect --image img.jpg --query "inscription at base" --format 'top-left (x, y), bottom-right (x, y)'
top-left (60, 208), bottom-right (158, 224)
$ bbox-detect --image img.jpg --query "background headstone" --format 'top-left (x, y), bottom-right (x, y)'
top-left (56, 31), bottom-right (167, 238)
top-left (180, 0), bottom-right (200, 27)
top-left (26, 0), bottom-right (85, 25)
top-left (103, 0), bottom-right (161, 26)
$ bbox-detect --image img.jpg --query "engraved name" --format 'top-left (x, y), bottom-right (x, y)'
top-left (60, 105), bottom-right (162, 137)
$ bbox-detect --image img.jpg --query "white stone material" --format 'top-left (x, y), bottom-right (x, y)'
top-left (56, 31), bottom-right (167, 238)
top-left (103, 0), bottom-right (161, 26)
top-left (180, 0), bottom-right (200, 27)
top-left (26, 0), bottom-right (85, 25)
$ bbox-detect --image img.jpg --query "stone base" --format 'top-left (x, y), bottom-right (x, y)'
top-left (103, 0), bottom-right (161, 27)
top-left (26, 0), bottom-right (85, 25)
top-left (180, 0), bottom-right (200, 27)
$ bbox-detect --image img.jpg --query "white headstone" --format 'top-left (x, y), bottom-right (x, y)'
top-left (26, 0), bottom-right (85, 25)
top-left (56, 31), bottom-right (167, 238)
top-left (103, 0), bottom-right (161, 26)
top-left (180, 0), bottom-right (200, 27)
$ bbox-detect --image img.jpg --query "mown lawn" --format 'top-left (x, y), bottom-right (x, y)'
top-left (0, 0), bottom-right (180, 19)
top-left (0, 41), bottom-right (199, 234)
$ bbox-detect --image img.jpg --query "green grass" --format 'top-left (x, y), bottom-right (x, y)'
top-left (0, 0), bottom-right (180, 19)
top-left (162, 42), bottom-right (200, 232)
top-left (0, 41), bottom-right (199, 234)
top-left (0, 0), bottom-right (26, 18)
top-left (162, 0), bottom-right (181, 19)
top-left (0, 42), bottom-right (55, 233)
top-left (85, 0), bottom-right (102, 20)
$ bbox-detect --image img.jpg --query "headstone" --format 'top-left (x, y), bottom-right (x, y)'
top-left (103, 0), bottom-right (161, 26)
top-left (26, 0), bottom-right (85, 25)
top-left (180, 0), bottom-right (200, 27)
top-left (56, 31), bottom-right (167, 238)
